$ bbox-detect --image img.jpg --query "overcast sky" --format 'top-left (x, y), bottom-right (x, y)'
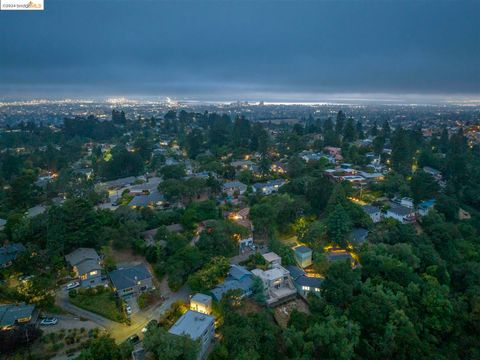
top-left (0, 0), bottom-right (479, 101)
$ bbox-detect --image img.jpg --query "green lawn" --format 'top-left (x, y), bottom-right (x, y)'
top-left (69, 288), bottom-right (127, 323)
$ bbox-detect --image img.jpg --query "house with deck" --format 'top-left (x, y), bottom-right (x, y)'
top-left (251, 264), bottom-right (297, 306)
top-left (65, 248), bottom-right (103, 288)
top-left (109, 263), bottom-right (154, 298)
top-left (286, 265), bottom-right (323, 300)
top-left (385, 204), bottom-right (416, 224)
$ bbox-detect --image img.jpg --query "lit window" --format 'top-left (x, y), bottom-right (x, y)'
top-left (302, 286), bottom-right (310, 291)
top-left (89, 270), bottom-right (98, 276)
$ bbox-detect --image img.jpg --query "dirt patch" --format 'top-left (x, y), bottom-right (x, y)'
top-left (108, 247), bottom-right (146, 266)
top-left (236, 298), bottom-right (263, 316)
top-left (273, 298), bottom-right (310, 328)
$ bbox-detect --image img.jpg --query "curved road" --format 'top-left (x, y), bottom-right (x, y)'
top-left (55, 282), bottom-right (190, 343)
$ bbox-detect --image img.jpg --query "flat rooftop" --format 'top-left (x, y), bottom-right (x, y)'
top-left (169, 310), bottom-right (214, 340)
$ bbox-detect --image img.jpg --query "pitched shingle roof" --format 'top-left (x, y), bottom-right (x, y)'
top-left (109, 264), bottom-right (152, 291)
top-left (65, 248), bottom-right (100, 267)
top-left (0, 303), bottom-right (35, 327)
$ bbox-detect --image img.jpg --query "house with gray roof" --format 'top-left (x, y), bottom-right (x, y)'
top-left (325, 249), bottom-right (356, 267)
top-left (109, 263), bottom-right (153, 298)
top-left (349, 228), bottom-right (369, 246)
top-left (169, 310), bottom-right (215, 360)
top-left (385, 204), bottom-right (416, 224)
top-left (222, 181), bottom-right (247, 196)
top-left (26, 205), bottom-right (47, 219)
top-left (286, 265), bottom-right (323, 300)
top-left (362, 205), bottom-right (382, 223)
top-left (65, 248), bottom-right (102, 288)
top-left (128, 191), bottom-right (165, 208)
top-left (210, 265), bottom-right (254, 301)
top-left (0, 243), bottom-right (26, 269)
top-left (0, 303), bottom-right (36, 330)
top-left (252, 179), bottom-right (286, 195)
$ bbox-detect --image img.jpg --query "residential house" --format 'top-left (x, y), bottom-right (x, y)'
top-left (222, 181), bottom-right (247, 196)
top-left (0, 243), bottom-right (26, 269)
top-left (0, 303), bottom-right (36, 330)
top-left (231, 160), bottom-right (256, 171)
top-left (418, 199), bottom-right (436, 216)
top-left (349, 228), bottom-right (369, 246)
top-left (210, 265), bottom-right (254, 301)
top-left (128, 191), bottom-right (165, 208)
top-left (362, 205), bottom-right (382, 223)
top-left (109, 263), bottom-right (154, 298)
top-left (423, 166), bottom-right (442, 181)
top-left (190, 293), bottom-right (213, 315)
top-left (238, 236), bottom-right (254, 253)
top-left (293, 246), bottom-right (313, 269)
top-left (324, 146), bottom-right (343, 162)
top-left (262, 252), bottom-right (282, 268)
top-left (286, 265), bottom-right (323, 300)
top-left (325, 249), bottom-right (356, 267)
top-left (400, 197), bottom-right (414, 209)
top-left (299, 151), bottom-right (326, 163)
top-left (169, 310), bottom-right (215, 360)
top-left (65, 248), bottom-right (103, 288)
top-left (26, 205), bottom-right (47, 219)
top-left (270, 162), bottom-right (287, 174)
top-left (385, 204), bottom-right (416, 224)
top-left (252, 179), bottom-right (286, 195)
top-left (358, 171), bottom-right (384, 182)
top-left (251, 264), bottom-right (297, 306)
top-left (228, 207), bottom-right (253, 231)
top-left (101, 176), bottom-right (137, 190)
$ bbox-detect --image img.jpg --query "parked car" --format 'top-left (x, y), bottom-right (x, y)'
top-left (66, 281), bottom-right (80, 290)
top-left (128, 334), bottom-right (140, 344)
top-left (40, 317), bottom-right (58, 326)
top-left (125, 305), bottom-right (132, 315)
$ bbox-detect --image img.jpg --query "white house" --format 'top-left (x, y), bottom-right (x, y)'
top-left (251, 265), bottom-right (297, 306)
top-left (385, 204), bottom-right (415, 224)
top-left (362, 205), bottom-right (382, 223)
top-left (169, 310), bottom-right (215, 360)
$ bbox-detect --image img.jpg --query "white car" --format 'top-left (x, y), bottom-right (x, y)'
top-left (125, 305), bottom-right (132, 315)
top-left (40, 317), bottom-right (58, 326)
top-left (66, 281), bottom-right (80, 290)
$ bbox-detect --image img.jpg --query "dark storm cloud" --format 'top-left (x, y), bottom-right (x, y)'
top-left (0, 0), bottom-right (479, 100)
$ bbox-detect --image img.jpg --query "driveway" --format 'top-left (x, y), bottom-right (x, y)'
top-left (111, 283), bottom-right (190, 343)
top-left (56, 282), bottom-right (190, 344)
